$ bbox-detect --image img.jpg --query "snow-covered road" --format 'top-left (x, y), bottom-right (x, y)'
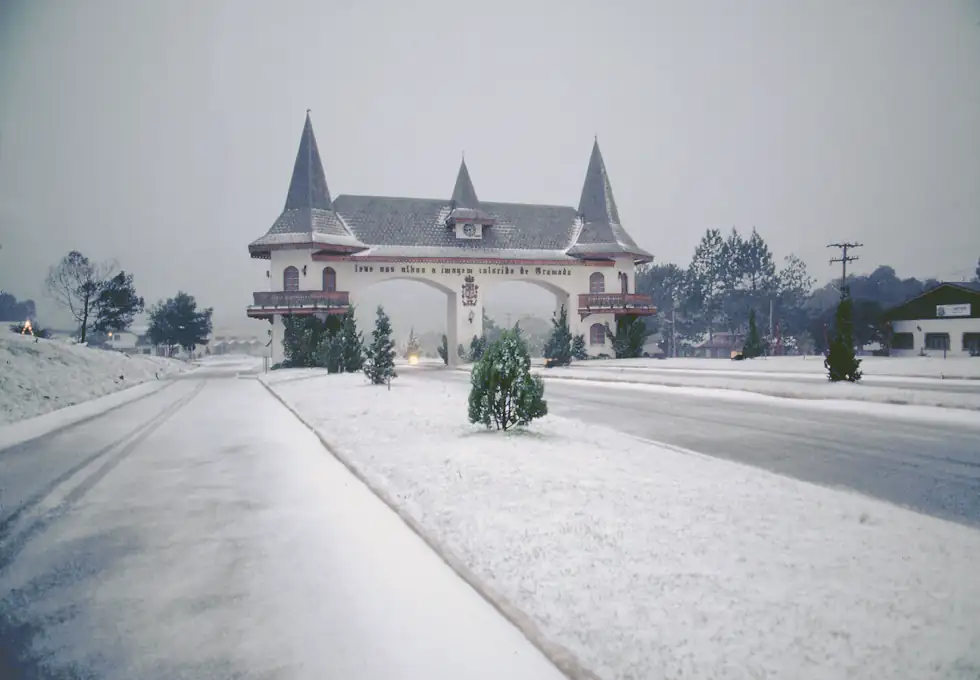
top-left (0, 371), bottom-right (566, 679)
top-left (416, 367), bottom-right (980, 527)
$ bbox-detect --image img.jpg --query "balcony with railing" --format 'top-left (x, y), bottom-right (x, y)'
top-left (247, 290), bottom-right (350, 318)
top-left (578, 293), bottom-right (657, 316)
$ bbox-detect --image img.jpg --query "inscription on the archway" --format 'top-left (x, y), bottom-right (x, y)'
top-left (353, 263), bottom-right (573, 277)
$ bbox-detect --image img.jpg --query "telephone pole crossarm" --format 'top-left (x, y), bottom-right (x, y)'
top-left (827, 242), bottom-right (863, 299)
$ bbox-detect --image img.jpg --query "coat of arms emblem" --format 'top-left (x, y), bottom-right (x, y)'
top-left (461, 275), bottom-right (479, 307)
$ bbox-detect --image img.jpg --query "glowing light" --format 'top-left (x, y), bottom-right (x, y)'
top-left (21, 319), bottom-right (33, 336)
top-left (408, 355), bottom-right (419, 366)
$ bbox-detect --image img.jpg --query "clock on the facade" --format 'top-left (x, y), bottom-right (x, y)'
top-left (462, 222), bottom-right (477, 237)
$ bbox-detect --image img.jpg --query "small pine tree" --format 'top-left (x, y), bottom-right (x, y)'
top-left (316, 333), bottom-right (343, 373)
top-left (468, 334), bottom-right (487, 362)
top-left (603, 315), bottom-right (646, 359)
top-left (468, 328), bottom-right (547, 431)
top-left (282, 315), bottom-right (330, 368)
top-left (825, 298), bottom-right (862, 382)
top-left (338, 306), bottom-right (364, 372)
top-left (543, 305), bottom-right (572, 366)
top-left (571, 333), bottom-right (588, 360)
top-left (406, 326), bottom-right (420, 358)
top-left (364, 305), bottom-right (397, 384)
top-left (742, 309), bottom-right (764, 358)
top-left (437, 333), bottom-right (449, 365)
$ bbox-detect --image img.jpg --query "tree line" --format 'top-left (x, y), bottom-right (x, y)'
top-left (2, 250), bottom-right (212, 355)
top-left (635, 230), bottom-right (978, 356)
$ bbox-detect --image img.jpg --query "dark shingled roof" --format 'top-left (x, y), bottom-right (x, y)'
top-left (450, 158), bottom-right (480, 209)
top-left (249, 117), bottom-right (652, 262)
top-left (567, 139), bottom-right (651, 260)
top-left (250, 113), bottom-right (364, 254)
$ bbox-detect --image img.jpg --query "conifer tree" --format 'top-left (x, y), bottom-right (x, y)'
top-left (468, 334), bottom-right (487, 362)
top-left (742, 309), bottom-right (765, 358)
top-left (825, 298), bottom-right (862, 382)
top-left (468, 328), bottom-right (547, 430)
top-left (338, 306), bottom-right (364, 372)
top-left (571, 333), bottom-right (588, 360)
top-left (406, 326), bottom-right (420, 358)
top-left (364, 305), bottom-right (397, 384)
top-left (543, 305), bottom-right (572, 366)
top-left (438, 334), bottom-right (449, 365)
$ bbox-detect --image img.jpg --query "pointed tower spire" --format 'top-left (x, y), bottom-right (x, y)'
top-left (284, 111), bottom-right (333, 211)
top-left (450, 157), bottom-right (480, 209)
top-left (577, 138), bottom-right (621, 225)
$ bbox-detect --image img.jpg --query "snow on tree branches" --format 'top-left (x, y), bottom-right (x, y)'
top-left (364, 305), bottom-right (397, 385)
top-left (468, 328), bottom-right (547, 431)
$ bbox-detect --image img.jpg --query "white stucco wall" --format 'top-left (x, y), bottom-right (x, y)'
top-left (260, 248), bottom-right (642, 364)
top-left (890, 317), bottom-right (980, 357)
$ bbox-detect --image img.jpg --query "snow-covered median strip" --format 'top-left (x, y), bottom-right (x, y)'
top-left (535, 366), bottom-right (980, 411)
top-left (264, 371), bottom-right (980, 680)
top-left (585, 355), bottom-right (980, 379)
top-left (458, 362), bottom-right (980, 412)
top-left (0, 333), bottom-right (189, 427)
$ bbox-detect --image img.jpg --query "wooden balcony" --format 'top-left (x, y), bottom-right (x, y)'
top-left (247, 290), bottom-right (350, 319)
top-left (578, 293), bottom-right (657, 317)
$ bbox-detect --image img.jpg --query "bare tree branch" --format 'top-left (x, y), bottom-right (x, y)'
top-left (44, 250), bottom-right (116, 341)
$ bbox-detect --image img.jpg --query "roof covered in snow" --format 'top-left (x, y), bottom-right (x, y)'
top-left (249, 115), bottom-right (652, 263)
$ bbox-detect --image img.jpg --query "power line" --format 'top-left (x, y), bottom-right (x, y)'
top-left (827, 242), bottom-right (862, 300)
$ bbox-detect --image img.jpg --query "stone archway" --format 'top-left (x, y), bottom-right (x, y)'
top-left (348, 275), bottom-right (472, 367)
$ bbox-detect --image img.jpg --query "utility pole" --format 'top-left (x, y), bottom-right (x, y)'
top-left (827, 242), bottom-right (862, 300)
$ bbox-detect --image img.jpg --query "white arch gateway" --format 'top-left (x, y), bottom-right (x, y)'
top-left (247, 114), bottom-right (656, 366)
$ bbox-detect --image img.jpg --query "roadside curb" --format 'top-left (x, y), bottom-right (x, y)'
top-left (0, 379), bottom-right (176, 453)
top-left (258, 377), bottom-right (602, 680)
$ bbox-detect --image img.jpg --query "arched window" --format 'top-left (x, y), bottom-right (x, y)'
top-left (322, 266), bottom-right (337, 292)
top-left (283, 266), bottom-right (300, 292)
top-left (589, 323), bottom-right (605, 346)
top-left (589, 272), bottom-right (605, 294)
top-left (619, 271), bottom-right (628, 294)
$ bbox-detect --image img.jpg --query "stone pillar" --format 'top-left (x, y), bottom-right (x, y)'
top-left (446, 293), bottom-right (459, 366)
top-left (446, 283), bottom-right (484, 366)
top-left (271, 314), bottom-right (286, 365)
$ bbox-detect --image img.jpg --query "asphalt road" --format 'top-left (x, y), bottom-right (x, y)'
top-left (419, 368), bottom-right (980, 527)
top-left (0, 369), bottom-right (565, 680)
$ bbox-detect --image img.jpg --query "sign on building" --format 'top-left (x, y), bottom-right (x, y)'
top-left (936, 304), bottom-right (971, 318)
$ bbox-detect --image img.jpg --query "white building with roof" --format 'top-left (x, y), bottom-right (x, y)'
top-left (884, 282), bottom-right (980, 357)
top-left (246, 113), bottom-right (657, 365)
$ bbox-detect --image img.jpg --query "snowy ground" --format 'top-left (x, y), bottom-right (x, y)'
top-left (265, 369), bottom-right (980, 680)
top-left (0, 334), bottom-right (189, 425)
top-left (584, 355), bottom-right (980, 379)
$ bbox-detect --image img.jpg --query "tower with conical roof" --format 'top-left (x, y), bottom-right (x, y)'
top-left (567, 138), bottom-right (651, 262)
top-left (445, 156), bottom-right (495, 237)
top-left (248, 112), bottom-right (364, 258)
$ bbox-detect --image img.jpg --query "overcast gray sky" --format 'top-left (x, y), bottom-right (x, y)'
top-left (1, 0), bottom-right (979, 336)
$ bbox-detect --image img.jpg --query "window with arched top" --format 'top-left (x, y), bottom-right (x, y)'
top-left (283, 266), bottom-right (300, 292)
top-left (619, 271), bottom-right (628, 294)
top-left (322, 266), bottom-right (337, 292)
top-left (589, 323), bottom-right (606, 346)
top-left (589, 272), bottom-right (605, 294)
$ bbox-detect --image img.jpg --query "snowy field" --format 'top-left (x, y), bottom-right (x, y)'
top-left (0, 333), bottom-right (189, 425)
top-left (584, 355), bottom-right (980, 379)
top-left (265, 369), bottom-right (980, 680)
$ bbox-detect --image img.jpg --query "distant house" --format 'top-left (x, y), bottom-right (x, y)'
top-left (693, 331), bottom-right (744, 359)
top-left (884, 282), bottom-right (980, 357)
